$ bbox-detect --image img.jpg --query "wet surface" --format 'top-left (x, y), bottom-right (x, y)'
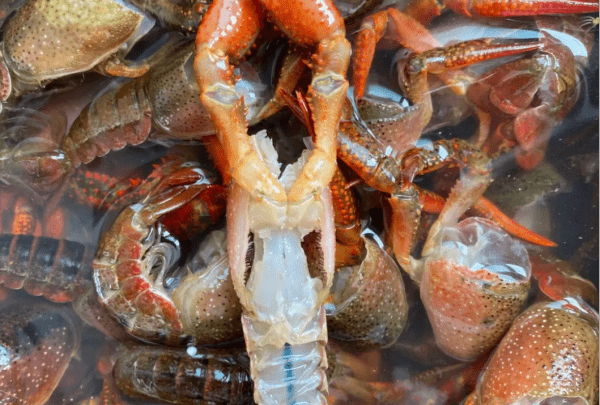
top-left (0, 4), bottom-right (597, 405)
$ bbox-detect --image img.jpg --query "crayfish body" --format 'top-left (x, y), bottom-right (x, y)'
top-left (227, 131), bottom-right (336, 404)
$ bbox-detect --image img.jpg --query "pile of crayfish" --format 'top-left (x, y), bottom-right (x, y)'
top-left (0, 0), bottom-right (598, 404)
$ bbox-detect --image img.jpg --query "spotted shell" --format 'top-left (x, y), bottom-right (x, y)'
top-left (0, 302), bottom-right (79, 405)
top-left (468, 299), bottom-right (599, 405)
top-left (327, 237), bottom-right (408, 350)
top-left (420, 218), bottom-right (531, 361)
top-left (3, 0), bottom-right (153, 86)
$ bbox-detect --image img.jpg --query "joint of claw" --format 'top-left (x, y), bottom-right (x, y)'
top-left (204, 84), bottom-right (241, 105)
top-left (312, 75), bottom-right (347, 95)
top-left (314, 30), bottom-right (351, 73)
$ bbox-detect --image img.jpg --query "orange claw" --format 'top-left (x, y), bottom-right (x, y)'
top-left (195, 0), bottom-right (285, 203)
top-left (195, 0), bottom-right (350, 204)
top-left (282, 89), bottom-right (366, 269)
top-left (473, 196), bottom-right (557, 247)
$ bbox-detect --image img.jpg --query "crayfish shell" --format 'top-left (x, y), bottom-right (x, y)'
top-left (0, 302), bottom-right (80, 405)
top-left (466, 298), bottom-right (599, 405)
top-left (113, 344), bottom-right (254, 405)
top-left (94, 186), bottom-right (239, 347)
top-left (420, 217), bottom-right (531, 361)
top-left (146, 41), bottom-right (271, 139)
top-left (171, 229), bottom-right (244, 345)
top-left (2, 0), bottom-right (154, 89)
top-left (327, 237), bottom-right (408, 350)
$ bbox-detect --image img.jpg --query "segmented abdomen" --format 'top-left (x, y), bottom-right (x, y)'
top-left (113, 345), bottom-right (254, 405)
top-left (62, 79), bottom-right (151, 167)
top-left (0, 234), bottom-right (93, 302)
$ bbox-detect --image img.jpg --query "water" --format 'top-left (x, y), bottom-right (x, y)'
top-left (0, 7), bottom-right (597, 405)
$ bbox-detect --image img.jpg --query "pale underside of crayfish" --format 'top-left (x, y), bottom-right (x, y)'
top-left (226, 131), bottom-right (335, 404)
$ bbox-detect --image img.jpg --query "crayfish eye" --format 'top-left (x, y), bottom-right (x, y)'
top-left (406, 56), bottom-right (425, 75)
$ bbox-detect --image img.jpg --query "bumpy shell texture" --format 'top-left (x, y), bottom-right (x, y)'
top-left (474, 299), bottom-right (599, 405)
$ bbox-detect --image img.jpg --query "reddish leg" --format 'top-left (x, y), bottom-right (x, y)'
top-left (195, 0), bottom-right (285, 202)
top-left (195, 0), bottom-right (351, 203)
top-left (330, 168), bottom-right (366, 268)
top-left (352, 8), bottom-right (441, 100)
top-left (260, 0), bottom-right (352, 202)
top-left (285, 89), bottom-right (554, 280)
top-left (445, 0), bottom-right (599, 17)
